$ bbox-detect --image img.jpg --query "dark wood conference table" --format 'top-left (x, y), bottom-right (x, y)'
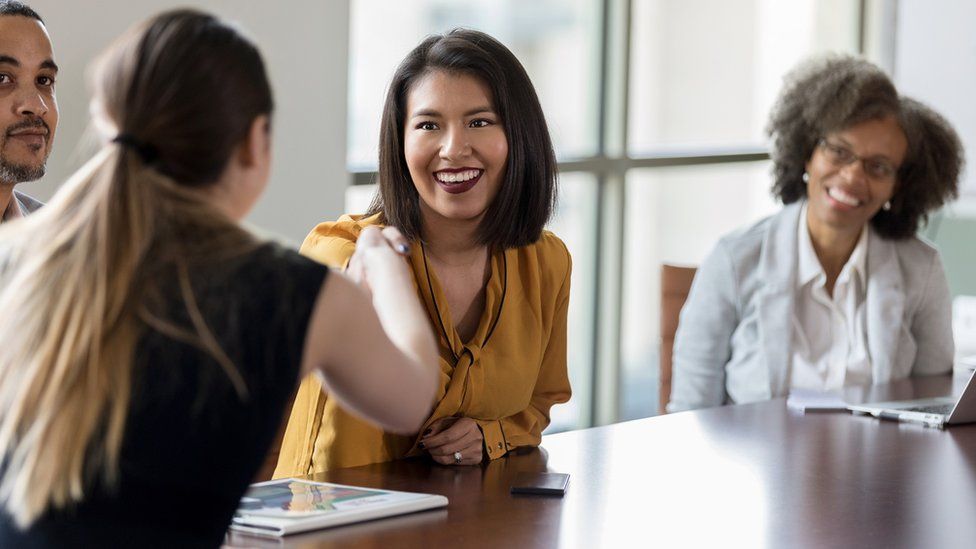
top-left (226, 373), bottom-right (976, 548)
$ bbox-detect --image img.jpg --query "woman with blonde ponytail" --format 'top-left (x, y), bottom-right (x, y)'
top-left (0, 9), bottom-right (437, 547)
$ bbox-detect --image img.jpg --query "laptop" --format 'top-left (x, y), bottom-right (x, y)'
top-left (848, 369), bottom-right (976, 428)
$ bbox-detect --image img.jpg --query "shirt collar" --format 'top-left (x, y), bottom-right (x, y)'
top-left (2, 193), bottom-right (24, 221)
top-left (796, 202), bottom-right (870, 288)
top-left (797, 203), bottom-right (822, 287)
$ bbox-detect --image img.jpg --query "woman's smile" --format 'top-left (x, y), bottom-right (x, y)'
top-left (823, 184), bottom-right (865, 210)
top-left (434, 168), bottom-right (484, 194)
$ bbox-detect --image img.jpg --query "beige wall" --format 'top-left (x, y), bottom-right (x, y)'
top-left (24, 0), bottom-right (350, 244)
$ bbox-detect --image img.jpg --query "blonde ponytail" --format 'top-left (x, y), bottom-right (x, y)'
top-left (0, 9), bottom-right (273, 527)
top-left (0, 145), bottom-right (251, 527)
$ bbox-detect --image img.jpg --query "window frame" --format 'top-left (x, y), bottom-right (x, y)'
top-left (349, 0), bottom-right (872, 428)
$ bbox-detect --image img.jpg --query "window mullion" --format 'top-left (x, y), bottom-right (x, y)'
top-left (591, 0), bottom-right (631, 427)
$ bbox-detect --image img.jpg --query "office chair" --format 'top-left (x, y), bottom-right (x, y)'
top-left (659, 264), bottom-right (697, 414)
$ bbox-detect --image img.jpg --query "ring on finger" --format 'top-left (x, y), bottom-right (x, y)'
top-left (453, 451), bottom-right (462, 465)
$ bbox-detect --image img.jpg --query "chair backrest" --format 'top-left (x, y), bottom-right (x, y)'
top-left (659, 264), bottom-right (697, 414)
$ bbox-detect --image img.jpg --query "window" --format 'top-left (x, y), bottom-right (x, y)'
top-left (628, 0), bottom-right (860, 152)
top-left (348, 0), bottom-right (865, 429)
top-left (546, 173), bottom-right (598, 431)
top-left (348, 0), bottom-right (602, 169)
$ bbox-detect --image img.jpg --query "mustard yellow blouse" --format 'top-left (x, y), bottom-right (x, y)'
top-left (274, 214), bottom-right (572, 476)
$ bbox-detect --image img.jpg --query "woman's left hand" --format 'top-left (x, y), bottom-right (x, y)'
top-left (420, 417), bottom-right (484, 466)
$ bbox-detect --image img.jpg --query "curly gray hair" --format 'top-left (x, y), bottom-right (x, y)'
top-left (766, 54), bottom-right (963, 239)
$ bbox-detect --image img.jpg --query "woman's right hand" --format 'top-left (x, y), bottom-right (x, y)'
top-left (345, 226), bottom-right (412, 296)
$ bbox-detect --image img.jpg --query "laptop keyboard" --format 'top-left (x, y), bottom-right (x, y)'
top-left (904, 403), bottom-right (953, 415)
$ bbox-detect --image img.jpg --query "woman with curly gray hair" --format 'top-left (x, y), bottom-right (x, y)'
top-left (668, 54), bottom-right (963, 412)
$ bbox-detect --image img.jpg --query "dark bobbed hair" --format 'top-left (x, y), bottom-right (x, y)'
top-left (766, 54), bottom-right (963, 239)
top-left (0, 0), bottom-right (42, 22)
top-left (368, 28), bottom-right (557, 249)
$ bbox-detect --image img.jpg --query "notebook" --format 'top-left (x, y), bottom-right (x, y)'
top-left (230, 478), bottom-right (448, 537)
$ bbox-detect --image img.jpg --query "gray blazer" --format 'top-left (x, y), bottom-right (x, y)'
top-left (668, 201), bottom-right (954, 412)
top-left (3, 190), bottom-right (43, 221)
top-left (14, 190), bottom-right (43, 215)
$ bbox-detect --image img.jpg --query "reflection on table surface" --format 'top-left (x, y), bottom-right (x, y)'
top-left (226, 373), bottom-right (976, 549)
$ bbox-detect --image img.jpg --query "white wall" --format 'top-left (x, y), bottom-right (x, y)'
top-left (894, 0), bottom-right (976, 196)
top-left (25, 0), bottom-right (350, 244)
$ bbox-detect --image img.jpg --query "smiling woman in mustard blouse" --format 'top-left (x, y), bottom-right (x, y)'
top-left (274, 29), bottom-right (571, 475)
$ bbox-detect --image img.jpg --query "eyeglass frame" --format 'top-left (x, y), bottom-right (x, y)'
top-left (816, 138), bottom-right (900, 181)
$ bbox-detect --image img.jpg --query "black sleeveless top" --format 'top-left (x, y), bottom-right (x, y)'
top-left (0, 243), bottom-right (328, 548)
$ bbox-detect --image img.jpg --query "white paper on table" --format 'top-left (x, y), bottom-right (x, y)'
top-left (786, 388), bottom-right (850, 413)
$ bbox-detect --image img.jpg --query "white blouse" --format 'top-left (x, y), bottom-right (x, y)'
top-left (790, 205), bottom-right (872, 391)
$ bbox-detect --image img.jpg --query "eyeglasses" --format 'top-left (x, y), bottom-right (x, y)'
top-left (817, 138), bottom-right (899, 181)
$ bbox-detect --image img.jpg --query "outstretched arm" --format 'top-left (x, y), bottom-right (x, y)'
top-left (300, 227), bottom-right (439, 434)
